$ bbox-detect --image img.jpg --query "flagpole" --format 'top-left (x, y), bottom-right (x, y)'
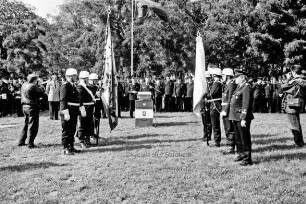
top-left (131, 0), bottom-right (134, 76)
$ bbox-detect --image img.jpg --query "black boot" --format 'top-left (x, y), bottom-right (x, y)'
top-left (63, 148), bottom-right (74, 155)
top-left (69, 144), bottom-right (81, 153)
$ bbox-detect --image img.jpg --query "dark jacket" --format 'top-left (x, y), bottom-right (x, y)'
top-left (155, 83), bottom-right (164, 98)
top-left (20, 82), bottom-right (45, 108)
top-left (222, 80), bottom-right (237, 115)
top-left (164, 80), bottom-right (173, 95)
top-left (186, 82), bottom-right (194, 98)
top-left (207, 81), bottom-right (222, 110)
top-left (252, 83), bottom-right (262, 98)
top-left (60, 81), bottom-right (79, 111)
top-left (76, 84), bottom-right (95, 106)
top-left (173, 82), bottom-right (185, 97)
top-left (281, 76), bottom-right (306, 114)
top-left (229, 82), bottom-right (254, 121)
top-left (128, 83), bottom-right (140, 100)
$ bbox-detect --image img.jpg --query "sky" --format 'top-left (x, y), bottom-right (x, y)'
top-left (20, 0), bottom-right (65, 18)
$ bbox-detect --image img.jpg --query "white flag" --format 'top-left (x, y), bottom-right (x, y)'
top-left (193, 35), bottom-right (207, 116)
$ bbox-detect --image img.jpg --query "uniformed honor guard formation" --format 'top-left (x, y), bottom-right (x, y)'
top-left (201, 66), bottom-right (254, 166)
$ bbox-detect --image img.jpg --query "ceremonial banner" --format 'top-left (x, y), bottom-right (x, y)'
top-left (193, 34), bottom-right (207, 116)
top-left (102, 23), bottom-right (118, 131)
top-left (135, 0), bottom-right (169, 22)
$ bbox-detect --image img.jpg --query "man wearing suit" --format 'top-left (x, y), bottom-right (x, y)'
top-left (264, 79), bottom-right (272, 113)
top-left (229, 69), bottom-right (254, 166)
top-left (185, 76), bottom-right (194, 112)
top-left (220, 68), bottom-right (237, 154)
top-left (154, 77), bottom-right (164, 112)
top-left (173, 78), bottom-right (185, 111)
top-left (128, 76), bottom-right (140, 118)
top-left (60, 68), bottom-right (81, 155)
top-left (164, 75), bottom-right (173, 112)
top-left (252, 78), bottom-right (262, 113)
top-left (46, 74), bottom-right (60, 120)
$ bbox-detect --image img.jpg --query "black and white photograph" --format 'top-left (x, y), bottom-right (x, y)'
top-left (0, 0), bottom-right (306, 203)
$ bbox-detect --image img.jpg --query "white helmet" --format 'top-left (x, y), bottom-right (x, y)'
top-left (222, 68), bottom-right (234, 76)
top-left (79, 71), bottom-right (89, 78)
top-left (213, 68), bottom-right (222, 76)
top-left (89, 73), bottom-right (99, 80)
top-left (205, 71), bottom-right (212, 78)
top-left (65, 68), bottom-right (77, 76)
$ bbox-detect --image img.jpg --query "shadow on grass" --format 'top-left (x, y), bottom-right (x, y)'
top-left (257, 152), bottom-right (306, 162)
top-left (87, 144), bottom-right (170, 153)
top-left (97, 137), bottom-right (200, 147)
top-left (0, 162), bottom-right (68, 172)
top-left (252, 134), bottom-right (278, 139)
top-left (253, 144), bottom-right (299, 153)
top-left (252, 137), bottom-right (292, 145)
top-left (157, 121), bottom-right (198, 127)
top-left (118, 134), bottom-right (170, 140)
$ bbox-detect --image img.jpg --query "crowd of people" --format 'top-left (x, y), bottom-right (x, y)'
top-left (200, 65), bottom-right (306, 166)
top-left (1, 65), bottom-right (306, 161)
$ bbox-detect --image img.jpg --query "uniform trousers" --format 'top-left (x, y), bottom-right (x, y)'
top-left (61, 106), bottom-right (78, 148)
top-left (201, 109), bottom-right (212, 140)
top-left (49, 101), bottom-right (59, 120)
top-left (210, 109), bottom-right (221, 143)
top-left (233, 120), bottom-right (252, 159)
top-left (223, 116), bottom-right (235, 147)
top-left (78, 105), bottom-right (94, 142)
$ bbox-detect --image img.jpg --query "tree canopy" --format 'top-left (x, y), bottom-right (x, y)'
top-left (0, 0), bottom-right (306, 78)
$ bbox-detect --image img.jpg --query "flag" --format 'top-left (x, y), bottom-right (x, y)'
top-left (193, 34), bottom-right (207, 116)
top-left (135, 0), bottom-right (169, 22)
top-left (190, 0), bottom-right (201, 2)
top-left (101, 23), bottom-right (118, 131)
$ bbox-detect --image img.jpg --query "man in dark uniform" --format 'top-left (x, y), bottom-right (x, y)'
top-left (88, 73), bottom-right (102, 139)
top-left (117, 76), bottom-right (124, 118)
top-left (164, 75), bottom-right (173, 112)
top-left (123, 77), bottom-right (130, 111)
top-left (229, 69), bottom-right (254, 166)
top-left (252, 77), bottom-right (262, 113)
top-left (0, 78), bottom-right (10, 117)
top-left (206, 68), bottom-right (222, 147)
top-left (60, 68), bottom-right (81, 155)
top-left (77, 71), bottom-right (96, 148)
top-left (185, 76), bottom-right (194, 112)
top-left (220, 68), bottom-right (236, 154)
top-left (154, 77), bottom-right (164, 112)
top-left (264, 79), bottom-right (272, 113)
top-left (128, 76), bottom-right (139, 118)
top-left (201, 72), bottom-right (212, 141)
top-left (18, 74), bottom-right (45, 148)
top-left (173, 78), bottom-right (185, 112)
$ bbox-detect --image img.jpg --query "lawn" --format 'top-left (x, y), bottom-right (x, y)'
top-left (0, 112), bottom-right (306, 204)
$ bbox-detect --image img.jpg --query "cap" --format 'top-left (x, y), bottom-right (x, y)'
top-left (222, 68), bottom-right (234, 76)
top-left (89, 73), bottom-right (99, 80)
top-left (27, 74), bottom-right (38, 83)
top-left (234, 68), bottom-right (248, 77)
top-left (65, 68), bottom-right (78, 76)
top-left (79, 71), bottom-right (89, 78)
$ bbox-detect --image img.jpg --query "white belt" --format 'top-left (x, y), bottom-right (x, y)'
top-left (207, 98), bottom-right (222, 102)
top-left (95, 98), bottom-right (101, 101)
top-left (221, 102), bottom-right (227, 105)
top-left (83, 102), bottom-right (95, 105)
top-left (68, 102), bottom-right (80, 106)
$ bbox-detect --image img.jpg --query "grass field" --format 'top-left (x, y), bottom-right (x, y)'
top-left (0, 112), bottom-right (306, 204)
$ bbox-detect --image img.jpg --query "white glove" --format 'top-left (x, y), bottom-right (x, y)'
top-left (62, 109), bottom-right (70, 121)
top-left (79, 106), bottom-right (87, 117)
top-left (241, 120), bottom-right (246, 127)
top-left (220, 111), bottom-right (227, 117)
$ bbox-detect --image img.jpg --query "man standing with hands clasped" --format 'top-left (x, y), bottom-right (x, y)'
top-left (229, 69), bottom-right (254, 166)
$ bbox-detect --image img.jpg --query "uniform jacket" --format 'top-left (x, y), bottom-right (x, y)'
top-left (128, 83), bottom-right (140, 100)
top-left (173, 82), bottom-right (185, 97)
top-left (60, 81), bottom-right (79, 111)
top-left (21, 82), bottom-right (45, 107)
top-left (76, 84), bottom-right (95, 106)
top-left (117, 82), bottom-right (124, 97)
top-left (229, 82), bottom-right (254, 121)
top-left (222, 80), bottom-right (237, 115)
top-left (140, 82), bottom-right (154, 93)
top-left (252, 83), bottom-right (262, 98)
top-left (154, 83), bottom-right (164, 97)
top-left (264, 84), bottom-right (272, 99)
top-left (186, 82), bottom-right (194, 98)
top-left (207, 81), bottom-right (222, 110)
top-left (282, 75), bottom-right (306, 114)
top-left (46, 80), bottom-right (60, 102)
top-left (164, 80), bottom-right (173, 95)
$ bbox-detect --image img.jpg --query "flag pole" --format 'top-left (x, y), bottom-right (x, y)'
top-left (131, 0), bottom-right (134, 76)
